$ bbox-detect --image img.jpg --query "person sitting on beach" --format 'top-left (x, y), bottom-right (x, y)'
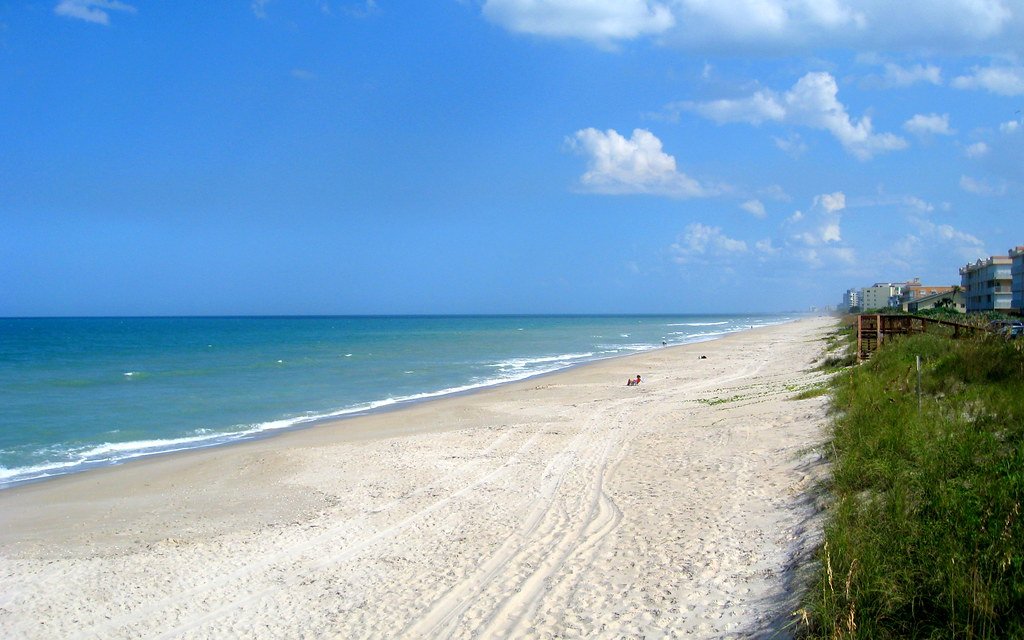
top-left (634, 374), bottom-right (641, 385)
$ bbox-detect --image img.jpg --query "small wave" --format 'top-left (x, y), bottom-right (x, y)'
top-left (488, 352), bottom-right (595, 371)
top-left (597, 343), bottom-right (655, 353)
top-left (666, 321), bottom-right (729, 327)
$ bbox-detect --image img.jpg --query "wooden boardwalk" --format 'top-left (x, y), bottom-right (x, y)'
top-left (857, 314), bottom-right (981, 361)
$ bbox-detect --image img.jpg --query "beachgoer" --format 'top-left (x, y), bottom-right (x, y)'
top-left (634, 375), bottom-right (641, 385)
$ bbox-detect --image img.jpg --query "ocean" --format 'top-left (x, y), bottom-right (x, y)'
top-left (0, 314), bottom-right (795, 488)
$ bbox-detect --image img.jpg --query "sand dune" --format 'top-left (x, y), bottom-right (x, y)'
top-left (0, 316), bottom-right (836, 639)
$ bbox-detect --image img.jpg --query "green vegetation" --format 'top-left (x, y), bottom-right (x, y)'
top-left (800, 327), bottom-right (1024, 638)
top-left (792, 385), bottom-right (829, 400)
top-left (815, 317), bottom-right (857, 371)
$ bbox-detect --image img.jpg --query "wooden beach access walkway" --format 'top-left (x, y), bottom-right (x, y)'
top-left (856, 314), bottom-right (983, 361)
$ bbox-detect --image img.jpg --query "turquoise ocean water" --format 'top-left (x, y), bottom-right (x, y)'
top-left (0, 314), bottom-right (795, 488)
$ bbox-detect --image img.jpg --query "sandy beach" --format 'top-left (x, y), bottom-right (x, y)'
top-left (0, 316), bottom-right (837, 639)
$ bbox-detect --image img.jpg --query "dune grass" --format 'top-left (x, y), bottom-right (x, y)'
top-left (800, 327), bottom-right (1024, 638)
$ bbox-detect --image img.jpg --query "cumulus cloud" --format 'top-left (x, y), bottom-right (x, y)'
top-left (481, 0), bottom-right (674, 44)
top-left (568, 128), bottom-right (716, 198)
top-left (482, 1), bottom-right (1023, 54)
top-left (960, 174), bottom-right (1008, 196)
top-left (1000, 119), bottom-right (1021, 133)
top-left (741, 199), bottom-right (767, 218)
top-left (965, 141), bottom-right (990, 158)
top-left (670, 223), bottom-right (747, 264)
top-left (816, 191), bottom-right (846, 214)
top-left (55, 0), bottom-right (135, 25)
top-left (791, 191), bottom-right (846, 246)
top-left (903, 113), bottom-right (955, 136)
top-left (661, 0), bottom-right (867, 50)
top-left (681, 72), bottom-right (907, 159)
top-left (952, 64), bottom-right (1024, 95)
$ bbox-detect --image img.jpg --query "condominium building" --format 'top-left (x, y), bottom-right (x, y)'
top-left (960, 255), bottom-right (1013, 312)
top-left (859, 283), bottom-right (901, 310)
top-left (1011, 246), bottom-right (1024, 314)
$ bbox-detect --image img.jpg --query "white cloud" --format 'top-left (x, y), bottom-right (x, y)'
top-left (880, 62), bottom-right (943, 87)
top-left (664, 0), bottom-right (866, 50)
top-left (760, 184), bottom-right (792, 202)
top-left (682, 72), bottom-right (907, 160)
top-left (903, 195), bottom-right (934, 213)
top-left (686, 91), bottom-right (786, 125)
top-left (741, 199), bottom-right (767, 218)
top-left (903, 113), bottom-right (955, 136)
top-left (909, 218), bottom-right (987, 261)
top-left (1000, 119), bottom-right (1021, 133)
top-left (54, 0), bottom-right (135, 25)
top-left (568, 128), bottom-right (716, 198)
top-left (959, 174), bottom-right (1007, 196)
top-left (792, 191), bottom-right (846, 246)
top-left (965, 141), bottom-right (990, 158)
top-left (485, 1), bottom-right (1022, 53)
top-left (755, 238), bottom-right (780, 255)
top-left (671, 223), bottom-right (747, 264)
top-left (728, 2), bottom-right (1016, 53)
top-left (952, 64), bottom-right (1024, 96)
top-left (815, 191), bottom-right (846, 213)
top-left (481, 0), bottom-right (674, 44)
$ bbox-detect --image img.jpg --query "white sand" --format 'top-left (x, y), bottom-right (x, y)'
top-left (0, 316), bottom-right (836, 639)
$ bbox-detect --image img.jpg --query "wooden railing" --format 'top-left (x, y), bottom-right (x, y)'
top-left (857, 314), bottom-right (983, 361)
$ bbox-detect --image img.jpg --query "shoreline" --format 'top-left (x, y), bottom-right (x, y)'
top-left (0, 316), bottom-right (800, 491)
top-left (1, 315), bottom-right (837, 639)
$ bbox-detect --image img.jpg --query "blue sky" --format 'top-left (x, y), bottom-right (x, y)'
top-left (2, 1), bottom-right (1022, 315)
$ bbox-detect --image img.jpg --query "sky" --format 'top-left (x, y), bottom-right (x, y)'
top-left (1, 0), bottom-right (1023, 316)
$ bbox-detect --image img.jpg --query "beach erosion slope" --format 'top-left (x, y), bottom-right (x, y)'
top-left (0, 316), bottom-right (837, 639)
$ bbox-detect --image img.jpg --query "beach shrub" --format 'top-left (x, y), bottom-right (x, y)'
top-left (801, 331), bottom-right (1024, 639)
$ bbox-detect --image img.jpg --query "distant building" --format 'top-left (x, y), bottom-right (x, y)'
top-left (860, 283), bottom-right (901, 310)
top-left (841, 288), bottom-right (860, 312)
top-left (1011, 246), bottom-right (1024, 315)
top-left (960, 255), bottom-right (1013, 312)
top-left (898, 277), bottom-right (955, 311)
top-left (908, 289), bottom-right (966, 313)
